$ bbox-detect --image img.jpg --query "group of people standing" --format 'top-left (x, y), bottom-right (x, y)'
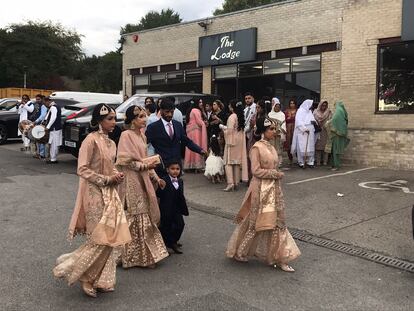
top-left (17, 94), bottom-right (62, 164)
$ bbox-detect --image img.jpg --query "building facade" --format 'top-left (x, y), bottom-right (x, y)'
top-left (122, 0), bottom-right (414, 169)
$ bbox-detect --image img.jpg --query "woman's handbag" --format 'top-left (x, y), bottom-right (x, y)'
top-left (142, 154), bottom-right (163, 168)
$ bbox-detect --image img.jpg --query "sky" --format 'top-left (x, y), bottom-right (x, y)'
top-left (1, 0), bottom-right (223, 56)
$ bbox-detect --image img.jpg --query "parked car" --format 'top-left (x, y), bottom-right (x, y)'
top-left (0, 98), bottom-right (19, 111)
top-left (63, 93), bottom-right (220, 157)
top-left (50, 91), bottom-right (122, 103)
top-left (62, 102), bottom-right (121, 157)
top-left (0, 98), bottom-right (80, 144)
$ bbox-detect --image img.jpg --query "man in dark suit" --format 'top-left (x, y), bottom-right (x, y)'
top-left (146, 98), bottom-right (206, 176)
top-left (156, 160), bottom-right (189, 254)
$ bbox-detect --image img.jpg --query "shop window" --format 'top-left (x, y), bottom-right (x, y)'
top-left (214, 65), bottom-right (237, 79)
top-left (378, 41), bottom-right (414, 113)
top-left (264, 58), bottom-right (290, 75)
top-left (292, 55), bottom-right (321, 72)
top-left (167, 71), bottom-right (184, 84)
top-left (150, 73), bottom-right (166, 85)
top-left (185, 69), bottom-right (203, 82)
top-left (238, 62), bottom-right (263, 77)
top-left (134, 75), bottom-right (148, 86)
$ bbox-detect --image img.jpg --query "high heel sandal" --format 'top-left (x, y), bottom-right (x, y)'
top-left (222, 184), bottom-right (235, 192)
top-left (274, 264), bottom-right (295, 273)
top-left (81, 282), bottom-right (97, 298)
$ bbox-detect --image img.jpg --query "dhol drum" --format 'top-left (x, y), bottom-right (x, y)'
top-left (31, 125), bottom-right (49, 144)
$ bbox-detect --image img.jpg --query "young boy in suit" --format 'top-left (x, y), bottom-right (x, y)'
top-left (157, 160), bottom-right (189, 254)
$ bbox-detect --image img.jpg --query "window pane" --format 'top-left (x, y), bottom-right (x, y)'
top-left (185, 69), bottom-right (202, 82)
top-left (214, 65), bottom-right (237, 79)
top-left (167, 71), bottom-right (184, 84)
top-left (134, 75), bottom-right (148, 86)
top-left (264, 58), bottom-right (290, 75)
top-left (238, 62), bottom-right (263, 77)
top-left (150, 73), bottom-right (166, 85)
top-left (378, 42), bottom-right (414, 112)
top-left (292, 55), bottom-right (321, 72)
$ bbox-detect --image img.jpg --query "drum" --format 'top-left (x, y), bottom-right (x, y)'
top-left (31, 125), bottom-right (49, 144)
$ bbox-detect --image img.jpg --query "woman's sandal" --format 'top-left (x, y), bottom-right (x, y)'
top-left (97, 287), bottom-right (115, 293)
top-left (274, 264), bottom-right (295, 272)
top-left (81, 282), bottom-right (97, 298)
top-left (234, 255), bottom-right (248, 263)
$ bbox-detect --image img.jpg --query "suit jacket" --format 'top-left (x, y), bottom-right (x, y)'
top-left (156, 176), bottom-right (189, 217)
top-left (146, 118), bottom-right (202, 164)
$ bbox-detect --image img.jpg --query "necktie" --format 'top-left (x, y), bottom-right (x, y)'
top-left (245, 107), bottom-right (251, 120)
top-left (167, 123), bottom-right (174, 139)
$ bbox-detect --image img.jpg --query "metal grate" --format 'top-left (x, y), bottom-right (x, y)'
top-left (189, 203), bottom-right (414, 273)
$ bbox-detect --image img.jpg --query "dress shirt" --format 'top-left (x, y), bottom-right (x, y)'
top-left (161, 118), bottom-right (174, 137)
top-left (170, 176), bottom-right (179, 189)
top-left (35, 105), bottom-right (48, 124)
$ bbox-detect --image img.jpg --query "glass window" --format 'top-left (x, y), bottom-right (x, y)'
top-left (292, 55), bottom-right (321, 72)
top-left (150, 73), bottom-right (166, 85)
top-left (264, 58), bottom-right (290, 75)
top-left (214, 65), bottom-right (237, 79)
top-left (378, 41), bottom-right (414, 113)
top-left (185, 69), bottom-right (203, 82)
top-left (134, 75), bottom-right (148, 86)
top-left (238, 62), bottom-right (263, 77)
top-left (167, 71), bottom-right (184, 84)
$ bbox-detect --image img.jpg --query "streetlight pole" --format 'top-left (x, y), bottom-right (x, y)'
top-left (23, 66), bottom-right (27, 89)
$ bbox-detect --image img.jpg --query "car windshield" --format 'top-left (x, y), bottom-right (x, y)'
top-left (0, 100), bottom-right (18, 111)
top-left (116, 96), bottom-right (159, 113)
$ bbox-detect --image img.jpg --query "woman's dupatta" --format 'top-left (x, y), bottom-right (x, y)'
top-left (116, 130), bottom-right (161, 225)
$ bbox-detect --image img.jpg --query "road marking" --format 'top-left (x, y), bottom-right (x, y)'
top-left (358, 180), bottom-right (414, 194)
top-left (286, 167), bottom-right (376, 185)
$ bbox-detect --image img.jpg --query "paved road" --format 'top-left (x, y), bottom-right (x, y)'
top-left (0, 143), bottom-right (413, 310)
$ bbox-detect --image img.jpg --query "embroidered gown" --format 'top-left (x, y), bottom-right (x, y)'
top-left (53, 131), bottom-right (131, 290)
top-left (226, 140), bottom-right (301, 265)
top-left (183, 108), bottom-right (208, 170)
top-left (116, 130), bottom-right (169, 268)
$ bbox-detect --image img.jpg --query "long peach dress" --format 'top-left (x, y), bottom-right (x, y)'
top-left (184, 108), bottom-right (207, 169)
top-left (116, 130), bottom-right (168, 268)
top-left (223, 113), bottom-right (248, 182)
top-left (226, 140), bottom-right (300, 265)
top-left (53, 131), bottom-right (131, 290)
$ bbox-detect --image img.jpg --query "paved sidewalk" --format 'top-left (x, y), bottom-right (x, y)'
top-left (183, 165), bottom-right (414, 262)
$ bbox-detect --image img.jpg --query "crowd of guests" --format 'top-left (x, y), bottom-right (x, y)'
top-left (17, 94), bottom-right (62, 164)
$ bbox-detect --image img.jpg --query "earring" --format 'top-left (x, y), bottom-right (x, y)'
top-left (130, 124), bottom-right (135, 130)
top-left (98, 124), bottom-right (103, 132)
top-left (261, 134), bottom-right (265, 140)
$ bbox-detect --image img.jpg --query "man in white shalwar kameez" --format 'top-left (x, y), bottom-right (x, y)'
top-left (291, 99), bottom-right (316, 168)
top-left (44, 97), bottom-right (62, 164)
top-left (17, 95), bottom-right (34, 151)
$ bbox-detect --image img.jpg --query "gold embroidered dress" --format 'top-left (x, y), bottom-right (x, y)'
top-left (53, 131), bottom-right (131, 290)
top-left (226, 140), bottom-right (301, 265)
top-left (116, 130), bottom-right (168, 268)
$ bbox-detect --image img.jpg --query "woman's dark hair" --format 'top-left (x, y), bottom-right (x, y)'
top-left (210, 135), bottom-right (221, 156)
top-left (186, 98), bottom-right (202, 124)
top-left (229, 99), bottom-right (245, 131)
top-left (255, 116), bottom-right (273, 135)
top-left (213, 99), bottom-right (224, 111)
top-left (145, 97), bottom-right (154, 105)
top-left (146, 103), bottom-right (157, 114)
top-left (90, 103), bottom-right (115, 130)
top-left (289, 99), bottom-right (297, 107)
top-left (124, 105), bottom-right (145, 125)
top-left (257, 99), bottom-right (272, 118)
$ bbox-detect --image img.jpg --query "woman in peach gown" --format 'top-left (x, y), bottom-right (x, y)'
top-left (183, 99), bottom-right (208, 171)
top-left (116, 105), bottom-right (169, 268)
top-left (226, 117), bottom-right (301, 271)
top-left (53, 104), bottom-right (131, 297)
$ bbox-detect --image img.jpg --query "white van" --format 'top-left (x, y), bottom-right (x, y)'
top-left (50, 91), bottom-right (122, 103)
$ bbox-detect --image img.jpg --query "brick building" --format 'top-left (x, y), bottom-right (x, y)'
top-left (122, 0), bottom-right (414, 169)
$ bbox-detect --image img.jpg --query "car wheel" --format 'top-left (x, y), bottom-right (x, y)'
top-left (0, 124), bottom-right (8, 144)
top-left (70, 149), bottom-right (79, 158)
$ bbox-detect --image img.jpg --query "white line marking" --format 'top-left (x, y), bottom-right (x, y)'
top-left (286, 167), bottom-right (377, 185)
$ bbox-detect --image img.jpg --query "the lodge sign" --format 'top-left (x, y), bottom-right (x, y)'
top-left (199, 28), bottom-right (257, 67)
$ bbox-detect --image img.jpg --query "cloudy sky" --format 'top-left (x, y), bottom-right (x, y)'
top-left (1, 0), bottom-right (223, 56)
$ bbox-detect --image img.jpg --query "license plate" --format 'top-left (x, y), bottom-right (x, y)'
top-left (65, 141), bottom-right (76, 148)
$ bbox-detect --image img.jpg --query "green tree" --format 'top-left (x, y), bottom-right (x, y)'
top-left (213, 0), bottom-right (285, 15)
top-left (77, 52), bottom-right (122, 94)
top-left (119, 8), bottom-right (182, 45)
top-left (0, 21), bottom-right (83, 89)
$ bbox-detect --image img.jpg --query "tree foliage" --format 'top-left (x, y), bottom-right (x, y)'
top-left (76, 52), bottom-right (122, 94)
top-left (213, 0), bottom-right (285, 15)
top-left (119, 8), bottom-right (182, 45)
top-left (0, 21), bottom-right (83, 89)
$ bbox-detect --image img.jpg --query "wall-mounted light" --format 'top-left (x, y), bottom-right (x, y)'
top-left (198, 19), bottom-right (212, 31)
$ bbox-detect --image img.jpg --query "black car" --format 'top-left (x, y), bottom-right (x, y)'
top-left (62, 102), bottom-right (121, 157)
top-left (0, 98), bottom-right (80, 144)
top-left (63, 92), bottom-right (220, 157)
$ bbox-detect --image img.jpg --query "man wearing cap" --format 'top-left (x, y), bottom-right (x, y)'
top-left (43, 97), bottom-right (62, 164)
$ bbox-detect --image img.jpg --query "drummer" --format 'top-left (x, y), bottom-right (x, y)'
top-left (44, 96), bottom-right (62, 164)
